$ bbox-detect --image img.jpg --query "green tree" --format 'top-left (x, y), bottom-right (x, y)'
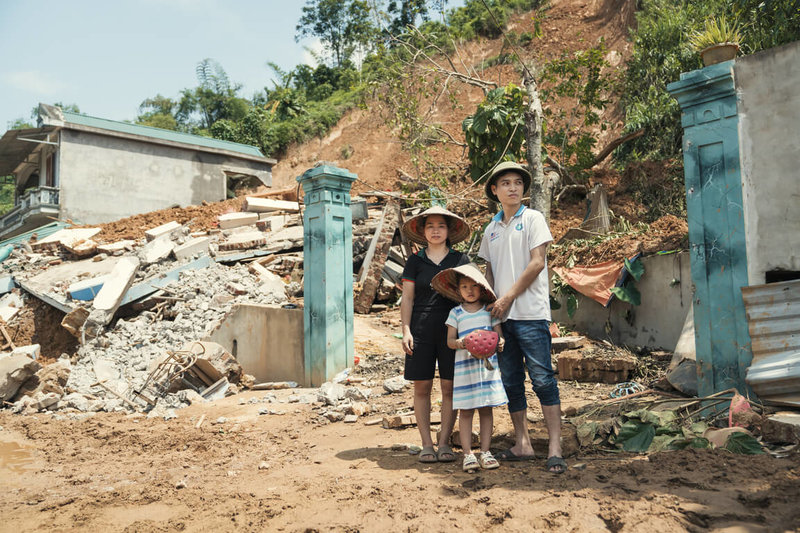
top-left (177, 59), bottom-right (248, 131)
top-left (296, 0), bottom-right (375, 66)
top-left (136, 94), bottom-right (179, 130)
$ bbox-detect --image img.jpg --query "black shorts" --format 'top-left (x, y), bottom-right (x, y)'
top-left (404, 332), bottom-right (455, 381)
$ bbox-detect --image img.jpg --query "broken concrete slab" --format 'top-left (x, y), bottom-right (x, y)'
top-left (67, 275), bottom-right (108, 301)
top-left (218, 212), bottom-right (259, 229)
top-left (0, 291), bottom-right (24, 322)
top-left (0, 275), bottom-right (16, 295)
top-left (98, 240), bottom-right (136, 255)
top-left (32, 228), bottom-right (101, 252)
top-left (244, 197), bottom-right (300, 213)
top-left (552, 336), bottom-right (587, 353)
top-left (0, 353), bottom-right (42, 401)
top-left (10, 344), bottom-right (41, 360)
top-left (140, 236), bottom-right (175, 265)
top-left (145, 221), bottom-right (182, 241)
top-left (355, 203), bottom-right (400, 314)
top-left (120, 255), bottom-right (212, 306)
top-left (762, 413), bottom-right (800, 444)
top-left (218, 231), bottom-right (267, 252)
top-left (63, 239), bottom-right (98, 258)
top-left (181, 341), bottom-right (243, 385)
top-left (258, 270), bottom-right (287, 303)
top-left (88, 256), bottom-right (140, 326)
top-left (173, 236), bottom-right (209, 261)
top-left (556, 350), bottom-right (637, 383)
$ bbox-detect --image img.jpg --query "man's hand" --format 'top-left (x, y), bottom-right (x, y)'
top-left (488, 295), bottom-right (513, 319)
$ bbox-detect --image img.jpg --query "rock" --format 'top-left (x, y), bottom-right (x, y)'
top-left (14, 360), bottom-right (71, 400)
top-left (344, 414), bottom-right (358, 423)
top-left (346, 402), bottom-right (370, 416)
top-left (177, 389), bottom-right (206, 405)
top-left (35, 392), bottom-right (61, 411)
top-left (258, 461), bottom-right (270, 470)
top-left (0, 354), bottom-right (42, 402)
top-left (318, 382), bottom-right (347, 405)
top-left (344, 387), bottom-right (370, 401)
top-left (215, 417), bottom-right (228, 424)
top-left (324, 410), bottom-right (345, 422)
top-left (175, 479), bottom-right (187, 489)
top-left (181, 341), bottom-right (243, 385)
top-left (383, 375), bottom-right (409, 394)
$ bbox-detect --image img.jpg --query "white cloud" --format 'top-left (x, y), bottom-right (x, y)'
top-left (4, 71), bottom-right (65, 95)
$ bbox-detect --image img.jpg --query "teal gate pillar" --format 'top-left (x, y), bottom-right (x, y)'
top-left (297, 164), bottom-right (357, 386)
top-left (668, 61), bottom-right (752, 396)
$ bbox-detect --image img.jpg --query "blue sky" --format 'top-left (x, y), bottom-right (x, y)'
top-left (0, 0), bottom-right (325, 132)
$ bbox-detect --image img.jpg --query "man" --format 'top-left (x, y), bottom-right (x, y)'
top-left (478, 161), bottom-right (566, 474)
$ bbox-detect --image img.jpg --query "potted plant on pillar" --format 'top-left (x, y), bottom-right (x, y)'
top-left (689, 16), bottom-right (742, 66)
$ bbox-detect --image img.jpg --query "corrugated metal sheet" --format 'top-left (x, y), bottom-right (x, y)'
top-left (0, 221), bottom-right (70, 248)
top-left (742, 279), bottom-right (800, 405)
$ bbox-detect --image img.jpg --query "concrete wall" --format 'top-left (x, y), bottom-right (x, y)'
top-left (207, 304), bottom-right (306, 385)
top-left (551, 252), bottom-right (693, 350)
top-left (57, 129), bottom-right (271, 224)
top-left (736, 41), bottom-right (800, 284)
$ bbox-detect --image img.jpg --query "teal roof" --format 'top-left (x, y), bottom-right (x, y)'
top-left (61, 110), bottom-right (267, 159)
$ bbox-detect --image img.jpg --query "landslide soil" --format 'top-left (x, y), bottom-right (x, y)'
top-left (1, 310), bottom-right (799, 532)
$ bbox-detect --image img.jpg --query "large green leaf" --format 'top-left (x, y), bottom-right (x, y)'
top-left (611, 284), bottom-right (641, 306)
top-left (616, 420), bottom-right (655, 452)
top-left (624, 257), bottom-right (645, 281)
top-left (724, 432), bottom-right (765, 455)
top-left (669, 437), bottom-right (711, 450)
top-left (576, 422), bottom-right (599, 447)
top-left (566, 293), bottom-right (578, 318)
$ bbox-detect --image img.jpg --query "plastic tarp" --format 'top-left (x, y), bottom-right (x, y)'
top-left (552, 254), bottom-right (641, 307)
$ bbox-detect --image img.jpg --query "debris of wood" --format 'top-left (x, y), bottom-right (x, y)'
top-left (355, 202), bottom-right (400, 314)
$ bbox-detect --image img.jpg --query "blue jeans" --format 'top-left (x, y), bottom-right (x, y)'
top-left (499, 319), bottom-right (560, 412)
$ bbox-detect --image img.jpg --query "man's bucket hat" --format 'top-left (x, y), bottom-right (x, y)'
top-left (431, 263), bottom-right (497, 303)
top-left (401, 206), bottom-right (470, 246)
top-left (484, 161), bottom-right (531, 203)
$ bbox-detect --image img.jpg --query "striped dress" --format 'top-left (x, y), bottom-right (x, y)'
top-left (446, 305), bottom-right (508, 410)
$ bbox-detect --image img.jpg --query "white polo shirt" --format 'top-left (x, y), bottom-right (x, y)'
top-left (478, 205), bottom-right (553, 321)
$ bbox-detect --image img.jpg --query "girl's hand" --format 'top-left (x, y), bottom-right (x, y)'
top-left (497, 337), bottom-right (505, 352)
top-left (402, 331), bottom-right (414, 355)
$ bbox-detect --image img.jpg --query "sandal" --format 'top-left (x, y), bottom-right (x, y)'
top-left (479, 451), bottom-right (499, 470)
top-left (462, 453), bottom-right (479, 472)
top-left (546, 456), bottom-right (567, 474)
top-left (419, 445), bottom-right (437, 463)
top-left (436, 445), bottom-right (456, 463)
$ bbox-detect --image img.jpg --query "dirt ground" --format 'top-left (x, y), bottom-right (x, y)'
top-left (2, 310), bottom-right (799, 533)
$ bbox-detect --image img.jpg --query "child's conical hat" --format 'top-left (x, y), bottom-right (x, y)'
top-left (431, 263), bottom-right (496, 303)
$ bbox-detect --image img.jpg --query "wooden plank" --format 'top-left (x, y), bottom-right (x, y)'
top-left (354, 202), bottom-right (400, 314)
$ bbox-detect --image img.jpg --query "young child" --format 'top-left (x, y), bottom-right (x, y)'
top-left (432, 264), bottom-right (508, 472)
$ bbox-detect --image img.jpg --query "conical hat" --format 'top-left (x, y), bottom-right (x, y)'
top-left (484, 161), bottom-right (531, 202)
top-left (401, 206), bottom-right (470, 246)
top-left (431, 263), bottom-right (496, 303)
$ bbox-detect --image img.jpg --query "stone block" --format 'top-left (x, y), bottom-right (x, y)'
top-left (218, 212), bottom-right (258, 229)
top-left (13, 360), bottom-right (70, 400)
top-left (140, 236), bottom-right (175, 265)
top-left (556, 350), bottom-right (637, 383)
top-left (145, 221), bottom-right (182, 241)
top-left (173, 237), bottom-right (210, 260)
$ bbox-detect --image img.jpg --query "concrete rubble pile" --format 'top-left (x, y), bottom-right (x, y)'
top-left (0, 195), bottom-right (410, 418)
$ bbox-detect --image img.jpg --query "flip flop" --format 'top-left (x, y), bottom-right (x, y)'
top-left (419, 445), bottom-right (437, 463)
top-left (546, 456), bottom-right (567, 474)
top-left (437, 445), bottom-right (456, 463)
top-left (495, 448), bottom-right (536, 462)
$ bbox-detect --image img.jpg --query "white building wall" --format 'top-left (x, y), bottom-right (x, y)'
top-left (735, 41), bottom-right (800, 284)
top-left (57, 129), bottom-right (271, 225)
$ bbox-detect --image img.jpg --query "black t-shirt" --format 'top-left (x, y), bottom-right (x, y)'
top-left (401, 248), bottom-right (469, 339)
